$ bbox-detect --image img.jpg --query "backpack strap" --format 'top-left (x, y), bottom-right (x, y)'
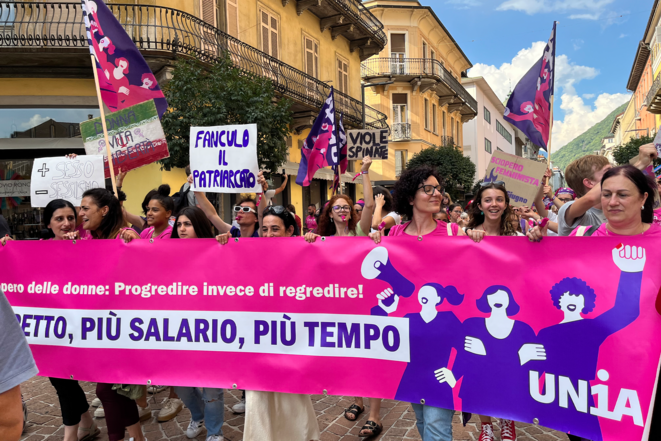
top-left (447, 222), bottom-right (453, 236)
top-left (584, 225), bottom-right (599, 236)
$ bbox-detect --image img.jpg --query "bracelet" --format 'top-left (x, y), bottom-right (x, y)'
top-left (377, 221), bottom-right (386, 231)
top-left (362, 170), bottom-right (369, 174)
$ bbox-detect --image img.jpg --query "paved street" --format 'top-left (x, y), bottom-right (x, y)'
top-left (19, 376), bottom-right (571, 441)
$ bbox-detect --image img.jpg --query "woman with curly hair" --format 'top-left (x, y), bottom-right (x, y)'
top-left (304, 157), bottom-right (375, 241)
top-left (464, 181), bottom-right (523, 242)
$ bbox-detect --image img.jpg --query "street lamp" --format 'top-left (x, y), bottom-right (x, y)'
top-left (362, 80), bottom-right (394, 129)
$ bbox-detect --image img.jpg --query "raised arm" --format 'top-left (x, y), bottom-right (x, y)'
top-left (563, 183), bottom-right (601, 226)
top-left (256, 172), bottom-right (269, 236)
top-left (274, 174), bottom-right (288, 195)
top-left (190, 175), bottom-right (231, 234)
top-left (359, 157), bottom-right (374, 235)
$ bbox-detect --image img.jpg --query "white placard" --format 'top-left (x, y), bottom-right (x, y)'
top-left (0, 180), bottom-right (31, 197)
top-left (189, 124), bottom-right (260, 193)
top-left (30, 156), bottom-right (105, 207)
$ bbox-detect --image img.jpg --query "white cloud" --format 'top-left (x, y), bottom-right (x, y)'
top-left (469, 42), bottom-right (628, 152)
top-left (446, 0), bottom-right (481, 8)
top-left (572, 39), bottom-right (585, 50)
top-left (552, 92), bottom-right (630, 151)
top-left (582, 93), bottom-right (595, 99)
top-left (497, 0), bottom-right (614, 14)
top-left (20, 114), bottom-right (51, 130)
top-left (569, 13), bottom-right (600, 20)
top-left (619, 33), bottom-right (628, 38)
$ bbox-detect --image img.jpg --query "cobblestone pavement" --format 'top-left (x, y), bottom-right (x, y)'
top-left (20, 376), bottom-right (570, 441)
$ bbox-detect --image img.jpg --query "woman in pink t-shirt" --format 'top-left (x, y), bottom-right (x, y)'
top-left (120, 184), bottom-right (173, 242)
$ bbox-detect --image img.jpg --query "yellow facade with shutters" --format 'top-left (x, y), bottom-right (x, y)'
top-left (0, 0), bottom-right (387, 227)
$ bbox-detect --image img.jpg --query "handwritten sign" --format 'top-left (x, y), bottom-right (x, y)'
top-left (483, 150), bottom-right (547, 207)
top-left (30, 156), bottom-right (105, 207)
top-left (0, 180), bottom-right (30, 197)
top-left (189, 124), bottom-right (260, 193)
top-left (347, 129), bottom-right (389, 160)
top-left (80, 100), bottom-right (169, 178)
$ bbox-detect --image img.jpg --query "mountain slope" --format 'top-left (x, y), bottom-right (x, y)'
top-left (550, 102), bottom-right (628, 171)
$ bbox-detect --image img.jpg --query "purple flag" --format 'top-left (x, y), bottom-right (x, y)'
top-left (81, 0), bottom-right (168, 118)
top-left (296, 88), bottom-right (338, 187)
top-left (504, 23), bottom-right (556, 149)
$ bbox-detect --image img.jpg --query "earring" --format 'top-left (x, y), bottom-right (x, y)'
top-left (480, 211), bottom-right (483, 215)
top-left (642, 206), bottom-right (645, 210)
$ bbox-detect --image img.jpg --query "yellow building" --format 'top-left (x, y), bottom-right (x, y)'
top-left (619, 97), bottom-right (637, 145)
top-left (360, 0), bottom-right (477, 185)
top-left (0, 0), bottom-right (387, 236)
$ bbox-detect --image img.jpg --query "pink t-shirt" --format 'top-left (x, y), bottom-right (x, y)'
top-left (140, 225), bottom-right (173, 240)
top-left (388, 220), bottom-right (460, 237)
top-left (305, 215), bottom-right (317, 231)
top-left (569, 223), bottom-right (661, 237)
top-left (653, 208), bottom-right (661, 226)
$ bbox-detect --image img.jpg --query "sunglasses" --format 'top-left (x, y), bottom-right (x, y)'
top-left (481, 180), bottom-right (505, 187)
top-left (332, 205), bottom-right (351, 212)
top-left (417, 184), bottom-right (443, 195)
top-left (264, 205), bottom-right (287, 216)
top-left (234, 206), bottom-right (256, 214)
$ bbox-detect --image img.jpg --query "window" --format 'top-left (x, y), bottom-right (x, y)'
top-left (450, 117), bottom-right (454, 138)
top-left (485, 138), bottom-right (492, 153)
top-left (432, 104), bottom-right (437, 133)
top-left (442, 111), bottom-right (446, 137)
top-left (2, 108), bottom-right (100, 139)
top-left (430, 49), bottom-right (436, 60)
top-left (456, 121), bottom-right (460, 145)
top-left (200, 0), bottom-right (217, 26)
top-left (390, 33), bottom-right (406, 74)
top-left (422, 41), bottom-right (428, 59)
top-left (337, 56), bottom-right (349, 94)
top-left (484, 106), bottom-right (491, 124)
top-left (260, 9), bottom-right (278, 58)
top-left (226, 0), bottom-right (239, 38)
top-left (395, 150), bottom-right (408, 176)
top-left (303, 35), bottom-right (319, 78)
top-left (424, 98), bottom-right (429, 130)
top-left (392, 94), bottom-right (408, 124)
top-left (496, 120), bottom-right (513, 144)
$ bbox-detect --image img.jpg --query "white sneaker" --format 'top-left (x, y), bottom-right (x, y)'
top-left (186, 420), bottom-right (204, 439)
top-left (91, 398), bottom-right (102, 407)
top-left (231, 399), bottom-right (245, 414)
top-left (93, 406), bottom-right (105, 418)
top-left (206, 436), bottom-right (223, 441)
top-left (157, 397), bottom-right (183, 422)
top-left (138, 403), bottom-right (152, 422)
top-left (128, 438), bottom-right (148, 441)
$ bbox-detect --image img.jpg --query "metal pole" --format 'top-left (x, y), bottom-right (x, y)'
top-left (362, 85), bottom-right (366, 129)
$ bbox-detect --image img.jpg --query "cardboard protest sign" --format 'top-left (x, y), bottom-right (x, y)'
top-left (484, 150), bottom-right (547, 206)
top-left (347, 129), bottom-right (389, 160)
top-left (189, 124), bottom-right (260, 193)
top-left (0, 180), bottom-right (30, 197)
top-left (30, 156), bottom-right (105, 207)
top-left (80, 100), bottom-right (169, 178)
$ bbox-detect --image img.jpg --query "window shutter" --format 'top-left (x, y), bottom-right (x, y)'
top-left (270, 16), bottom-right (278, 58)
top-left (391, 34), bottom-right (405, 53)
top-left (201, 0), bottom-right (215, 26)
top-left (261, 11), bottom-right (269, 54)
top-left (227, 0), bottom-right (239, 37)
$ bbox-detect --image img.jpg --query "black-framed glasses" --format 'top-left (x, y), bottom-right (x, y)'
top-left (264, 205), bottom-right (287, 216)
top-left (332, 205), bottom-right (351, 212)
top-left (234, 206), bottom-right (256, 214)
top-left (417, 184), bottom-right (442, 195)
top-left (481, 180), bottom-right (505, 187)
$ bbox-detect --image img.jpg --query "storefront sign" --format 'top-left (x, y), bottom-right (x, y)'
top-left (80, 100), bottom-right (169, 178)
top-left (0, 180), bottom-right (30, 197)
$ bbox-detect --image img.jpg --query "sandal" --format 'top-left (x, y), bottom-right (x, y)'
top-left (343, 404), bottom-right (365, 421)
top-left (78, 421), bottom-right (100, 441)
top-left (359, 420), bottom-right (383, 438)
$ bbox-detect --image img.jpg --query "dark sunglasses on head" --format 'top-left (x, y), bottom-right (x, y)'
top-left (264, 205), bottom-right (287, 216)
top-left (234, 206), bottom-right (256, 214)
top-left (481, 180), bottom-right (505, 187)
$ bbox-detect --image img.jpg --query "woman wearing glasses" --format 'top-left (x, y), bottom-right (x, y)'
top-left (304, 157), bottom-right (374, 242)
top-left (193, 172), bottom-right (266, 239)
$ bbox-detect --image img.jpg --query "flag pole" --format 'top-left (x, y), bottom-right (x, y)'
top-left (90, 55), bottom-right (119, 197)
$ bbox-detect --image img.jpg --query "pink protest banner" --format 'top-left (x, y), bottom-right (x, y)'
top-left (1, 236), bottom-right (661, 441)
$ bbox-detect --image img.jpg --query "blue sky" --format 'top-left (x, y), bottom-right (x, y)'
top-left (422, 0), bottom-right (654, 151)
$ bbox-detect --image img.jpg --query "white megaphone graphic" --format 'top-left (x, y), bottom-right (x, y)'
top-left (361, 247), bottom-right (415, 307)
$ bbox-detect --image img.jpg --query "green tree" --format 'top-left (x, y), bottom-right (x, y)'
top-left (406, 145), bottom-right (476, 201)
top-left (160, 57), bottom-right (293, 172)
top-left (612, 136), bottom-right (656, 166)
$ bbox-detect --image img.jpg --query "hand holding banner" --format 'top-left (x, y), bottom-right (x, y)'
top-left (189, 124), bottom-right (260, 193)
top-left (29, 156), bottom-right (105, 207)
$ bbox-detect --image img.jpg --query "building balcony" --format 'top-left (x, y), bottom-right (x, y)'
top-left (361, 57), bottom-right (477, 122)
top-left (0, 1), bottom-right (388, 132)
top-left (645, 71), bottom-right (661, 114)
top-left (391, 122), bottom-right (410, 141)
top-left (441, 135), bottom-right (454, 146)
top-left (286, 0), bottom-right (386, 60)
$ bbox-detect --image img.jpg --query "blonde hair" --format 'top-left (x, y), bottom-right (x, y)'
top-left (565, 155), bottom-right (610, 197)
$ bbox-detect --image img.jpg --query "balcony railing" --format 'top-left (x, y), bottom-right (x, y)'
top-left (361, 57), bottom-right (477, 114)
top-left (327, 0), bottom-right (386, 47)
top-left (441, 135), bottom-right (454, 146)
top-left (645, 71), bottom-right (661, 114)
top-left (0, 1), bottom-right (388, 130)
top-left (392, 123), bottom-right (411, 141)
